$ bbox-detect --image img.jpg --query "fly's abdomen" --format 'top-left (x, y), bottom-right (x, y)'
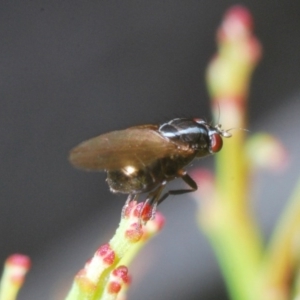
top-left (106, 165), bottom-right (161, 194)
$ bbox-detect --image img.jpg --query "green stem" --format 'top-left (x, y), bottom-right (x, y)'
top-left (202, 130), bottom-right (262, 300)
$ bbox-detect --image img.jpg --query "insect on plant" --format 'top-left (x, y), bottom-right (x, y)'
top-left (69, 118), bottom-right (231, 218)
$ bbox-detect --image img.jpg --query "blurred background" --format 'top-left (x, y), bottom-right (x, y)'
top-left (1, 1), bottom-right (300, 299)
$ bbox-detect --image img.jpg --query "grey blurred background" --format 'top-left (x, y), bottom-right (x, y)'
top-left (1, 1), bottom-right (300, 299)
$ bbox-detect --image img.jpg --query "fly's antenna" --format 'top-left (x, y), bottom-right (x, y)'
top-left (215, 124), bottom-right (249, 138)
top-left (215, 124), bottom-right (232, 138)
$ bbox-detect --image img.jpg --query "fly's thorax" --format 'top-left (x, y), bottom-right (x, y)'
top-left (158, 155), bottom-right (196, 178)
top-left (159, 118), bottom-right (211, 156)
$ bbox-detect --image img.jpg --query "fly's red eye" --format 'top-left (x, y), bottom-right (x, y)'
top-left (210, 133), bottom-right (223, 153)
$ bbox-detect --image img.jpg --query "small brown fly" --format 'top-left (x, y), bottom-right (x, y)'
top-left (69, 118), bottom-right (231, 217)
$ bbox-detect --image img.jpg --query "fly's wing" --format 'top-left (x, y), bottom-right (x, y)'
top-left (69, 125), bottom-right (193, 171)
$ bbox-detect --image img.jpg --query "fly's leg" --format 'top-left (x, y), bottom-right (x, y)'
top-left (137, 171), bottom-right (197, 224)
top-left (157, 171), bottom-right (197, 206)
top-left (139, 182), bottom-right (166, 225)
top-left (121, 194), bottom-right (138, 218)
